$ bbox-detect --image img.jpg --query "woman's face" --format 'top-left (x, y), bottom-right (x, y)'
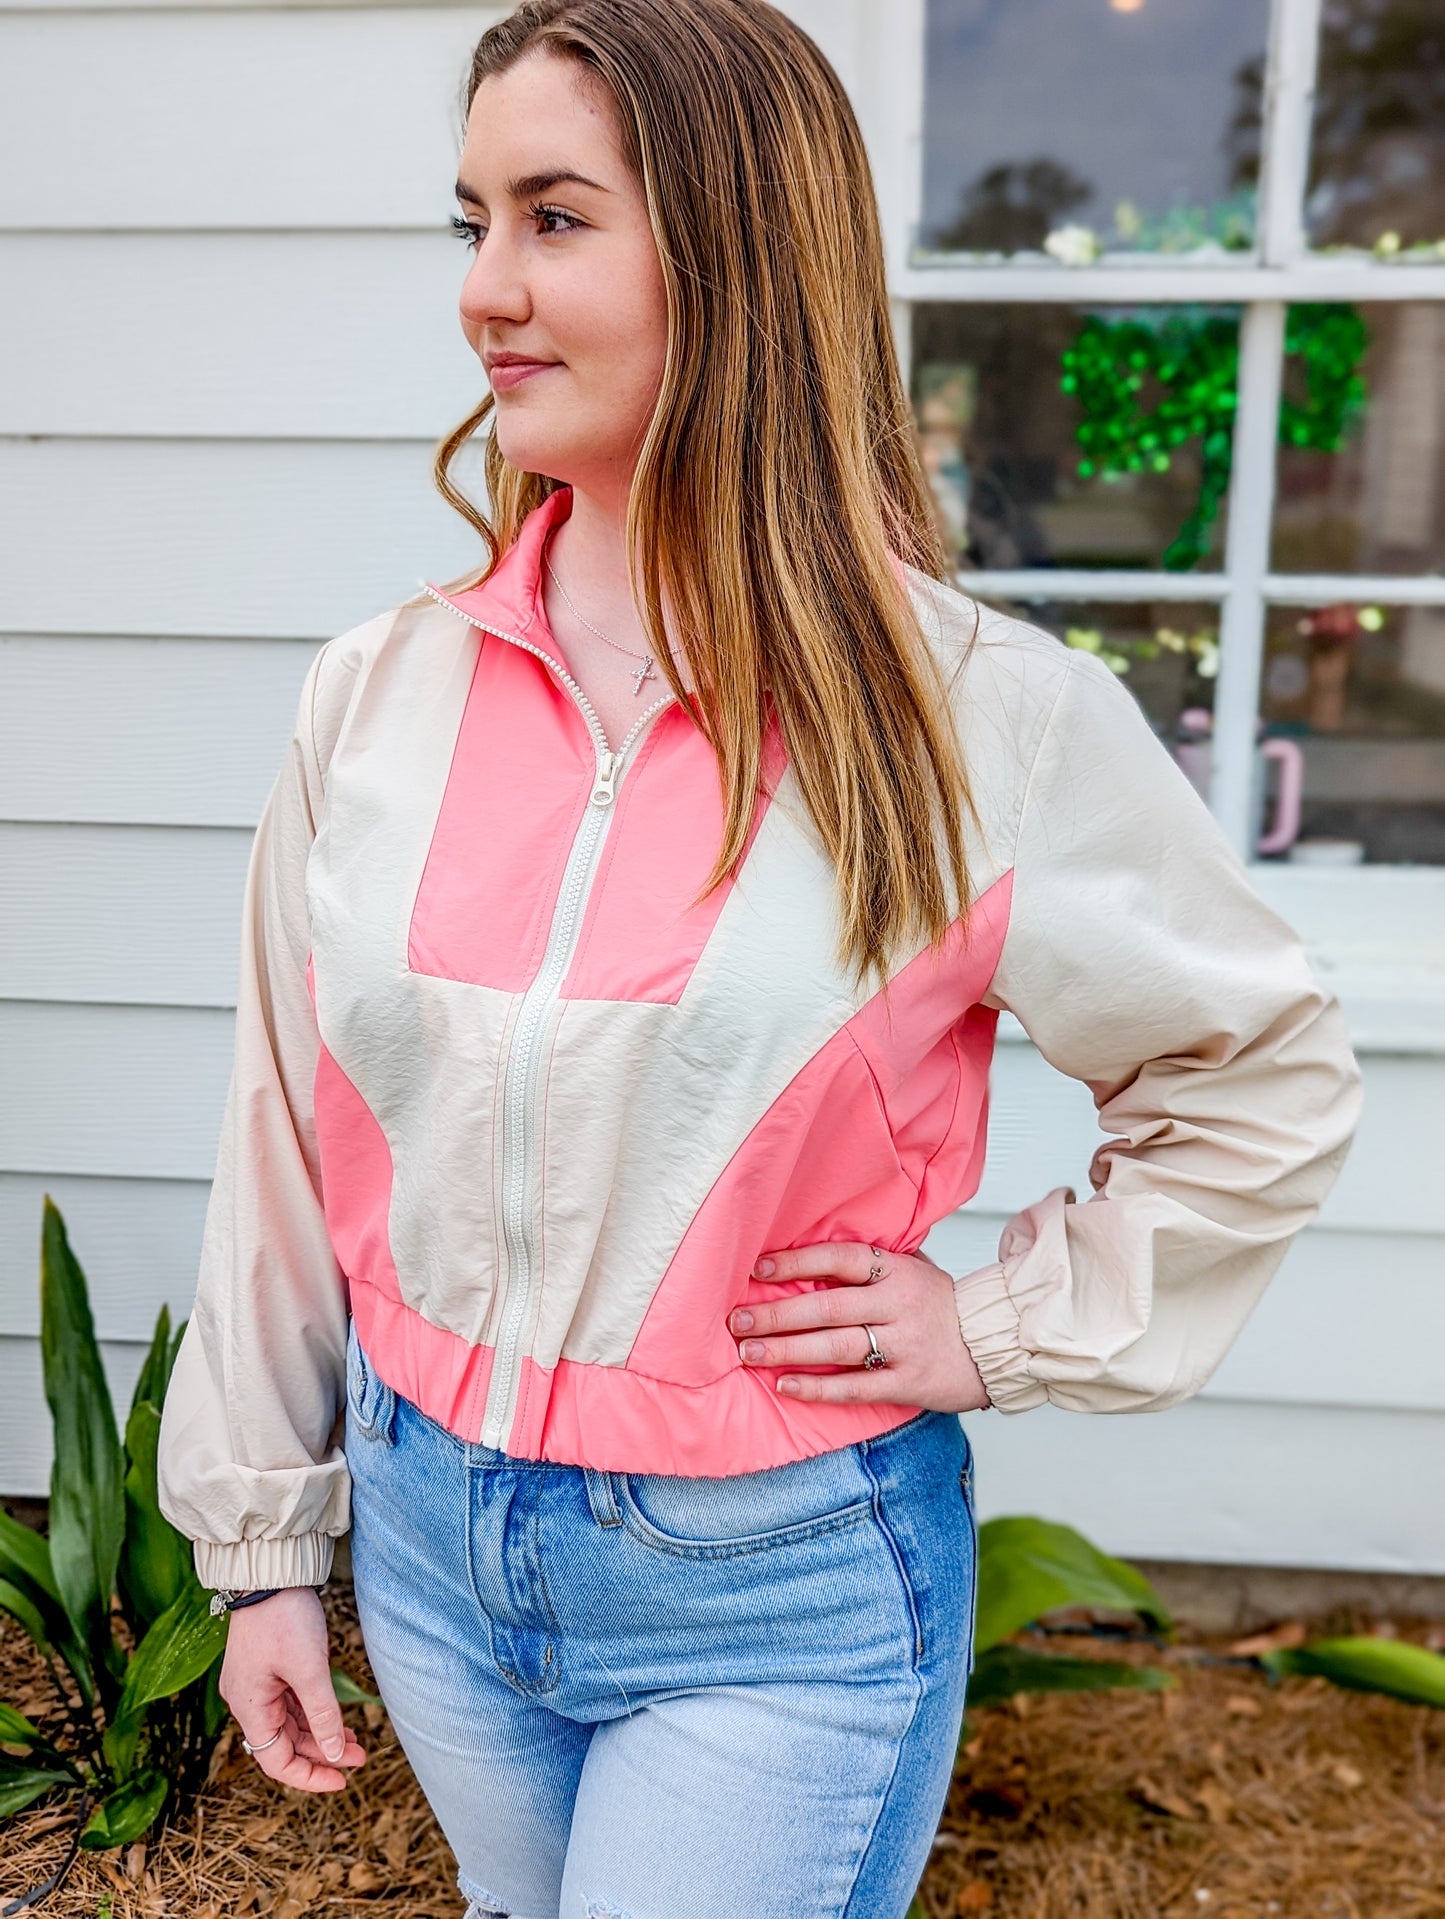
top-left (454, 51), bottom-right (670, 498)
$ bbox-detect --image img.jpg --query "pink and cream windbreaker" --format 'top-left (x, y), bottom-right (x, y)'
top-left (155, 485), bottom-right (1362, 1592)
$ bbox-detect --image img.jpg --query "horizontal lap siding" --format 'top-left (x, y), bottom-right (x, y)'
top-left (0, 1174), bottom-right (211, 1343)
top-left (3, 0), bottom-right (1441, 1575)
top-left (0, 10), bottom-right (496, 229)
top-left (0, 825), bottom-right (254, 1004)
top-left (0, 637), bottom-right (321, 826)
top-left (953, 1397), bottom-right (1445, 1576)
top-left (0, 439), bottom-right (480, 637)
top-left (0, 7), bottom-right (512, 1506)
top-left (0, 235), bottom-right (480, 441)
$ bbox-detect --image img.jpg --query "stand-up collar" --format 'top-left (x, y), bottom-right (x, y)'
top-left (427, 484), bottom-right (574, 637)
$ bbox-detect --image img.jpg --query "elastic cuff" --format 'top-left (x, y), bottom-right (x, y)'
top-left (194, 1530), bottom-right (337, 1592)
top-left (953, 1262), bottom-right (1049, 1414)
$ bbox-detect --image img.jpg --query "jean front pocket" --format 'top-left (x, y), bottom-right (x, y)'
top-left (346, 1317), bottom-right (398, 1446)
top-left (615, 1450), bottom-right (874, 1560)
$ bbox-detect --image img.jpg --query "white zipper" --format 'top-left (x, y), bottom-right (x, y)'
top-left (422, 583), bottom-right (672, 1447)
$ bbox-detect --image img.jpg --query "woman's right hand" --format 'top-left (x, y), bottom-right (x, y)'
top-left (219, 1587), bottom-right (368, 1792)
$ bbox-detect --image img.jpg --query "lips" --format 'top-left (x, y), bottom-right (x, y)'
top-left (486, 357), bottom-right (559, 393)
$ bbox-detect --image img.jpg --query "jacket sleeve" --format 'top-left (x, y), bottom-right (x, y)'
top-left (953, 643), bottom-right (1363, 1414)
top-left (156, 642), bottom-right (351, 1587)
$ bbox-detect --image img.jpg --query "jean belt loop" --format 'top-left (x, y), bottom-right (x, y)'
top-left (582, 1465), bottom-right (622, 1528)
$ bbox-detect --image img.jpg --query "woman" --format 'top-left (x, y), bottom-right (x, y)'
top-left (155, 2), bottom-right (1362, 1914)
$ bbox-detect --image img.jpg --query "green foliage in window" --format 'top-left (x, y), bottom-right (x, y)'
top-left (1060, 304), bottom-right (1369, 570)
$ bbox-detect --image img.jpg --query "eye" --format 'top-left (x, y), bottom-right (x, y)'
top-left (529, 201), bottom-right (585, 236)
top-left (450, 213), bottom-right (485, 250)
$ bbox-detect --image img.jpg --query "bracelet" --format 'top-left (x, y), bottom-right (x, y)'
top-left (208, 1586), bottom-right (292, 1616)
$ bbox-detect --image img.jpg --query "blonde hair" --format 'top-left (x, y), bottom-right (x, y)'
top-left (435, 0), bottom-right (975, 981)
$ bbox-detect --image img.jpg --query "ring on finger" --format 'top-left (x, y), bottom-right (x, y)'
top-left (241, 1724), bottom-right (285, 1756)
top-left (861, 1323), bottom-right (889, 1370)
top-left (867, 1246), bottom-right (885, 1283)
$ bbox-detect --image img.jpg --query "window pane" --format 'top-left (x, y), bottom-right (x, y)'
top-left (1306, 0), bottom-right (1445, 253)
top-left (920, 0), bottom-right (1266, 257)
top-left (1272, 303), bottom-right (1445, 574)
top-left (1260, 602), bottom-right (1445, 863)
top-left (912, 304), bottom-right (1240, 570)
top-left (979, 596), bottom-right (1220, 745)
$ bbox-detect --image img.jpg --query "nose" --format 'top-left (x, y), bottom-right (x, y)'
top-left (458, 226), bottom-right (531, 336)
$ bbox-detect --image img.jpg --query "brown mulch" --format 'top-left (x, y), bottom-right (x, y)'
top-left (2, 1589), bottom-right (1442, 1919)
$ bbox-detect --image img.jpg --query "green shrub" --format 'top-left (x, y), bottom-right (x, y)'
top-left (0, 1198), bottom-right (372, 1876)
top-left (964, 1514), bottom-right (1177, 1713)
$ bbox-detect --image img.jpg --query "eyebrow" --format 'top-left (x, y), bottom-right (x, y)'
top-left (455, 168), bottom-right (611, 206)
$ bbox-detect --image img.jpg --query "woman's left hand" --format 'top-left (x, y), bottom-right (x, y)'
top-left (728, 1243), bottom-right (993, 1414)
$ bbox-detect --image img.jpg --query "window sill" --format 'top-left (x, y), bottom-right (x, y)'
top-left (994, 862), bottom-right (1445, 1058)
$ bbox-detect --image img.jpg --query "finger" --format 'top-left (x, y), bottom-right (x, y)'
top-left (739, 1326), bottom-right (876, 1370)
top-left (753, 1243), bottom-right (889, 1286)
top-left (289, 1718), bottom-right (367, 1768)
top-left (730, 1280), bottom-right (899, 1340)
top-left (263, 1740), bottom-right (348, 1791)
top-left (290, 1663), bottom-right (350, 1766)
top-left (776, 1368), bottom-right (919, 1404)
top-left (249, 1708), bottom-right (354, 1793)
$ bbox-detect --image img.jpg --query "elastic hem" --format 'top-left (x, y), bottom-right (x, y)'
top-left (193, 1529), bottom-right (337, 1592)
top-left (953, 1263), bottom-right (1049, 1414)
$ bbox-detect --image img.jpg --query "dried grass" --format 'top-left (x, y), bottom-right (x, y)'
top-left (2, 1590), bottom-right (1442, 1918)
top-left (920, 1624), bottom-right (1445, 1919)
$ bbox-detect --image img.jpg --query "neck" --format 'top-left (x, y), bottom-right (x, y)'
top-left (551, 484), bottom-right (638, 610)
top-left (546, 481), bottom-right (688, 685)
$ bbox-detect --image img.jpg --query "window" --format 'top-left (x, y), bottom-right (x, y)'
top-left (901, 0), bottom-right (1445, 869)
top-left (921, 0), bottom-right (1266, 259)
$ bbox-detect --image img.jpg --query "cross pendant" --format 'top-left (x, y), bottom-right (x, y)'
top-left (631, 657), bottom-right (658, 694)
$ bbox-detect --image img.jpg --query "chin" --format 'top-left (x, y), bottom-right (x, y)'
top-left (492, 416), bottom-right (577, 478)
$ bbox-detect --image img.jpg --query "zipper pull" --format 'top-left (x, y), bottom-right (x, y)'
top-left (590, 750), bottom-right (621, 808)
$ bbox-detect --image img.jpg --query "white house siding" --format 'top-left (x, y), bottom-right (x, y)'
top-left (2, 0), bottom-right (1443, 1574)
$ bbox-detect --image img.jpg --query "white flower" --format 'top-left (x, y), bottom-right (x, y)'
top-left (1044, 223), bottom-right (1101, 266)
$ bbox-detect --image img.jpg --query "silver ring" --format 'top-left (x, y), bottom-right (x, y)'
top-left (241, 1725), bottom-right (284, 1756)
top-left (866, 1250), bottom-right (885, 1282)
top-left (861, 1324), bottom-right (888, 1370)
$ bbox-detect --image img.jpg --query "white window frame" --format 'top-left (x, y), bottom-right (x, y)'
top-left (880, 0), bottom-right (1445, 878)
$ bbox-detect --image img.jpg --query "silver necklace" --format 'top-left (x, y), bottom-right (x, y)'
top-left (543, 547), bottom-right (658, 696)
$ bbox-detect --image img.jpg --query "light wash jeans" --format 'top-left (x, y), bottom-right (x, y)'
top-left (343, 1314), bottom-right (978, 1919)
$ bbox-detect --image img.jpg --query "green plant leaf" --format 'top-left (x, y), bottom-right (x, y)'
top-left (120, 1400), bottom-right (192, 1629)
top-left (1262, 1636), bottom-right (1445, 1709)
top-left (330, 1667), bottom-right (383, 1706)
top-left (0, 1575), bottom-right (52, 1650)
top-left (965, 1644), bottom-right (1175, 1710)
top-left (202, 1657), bottom-right (229, 1740)
top-left (102, 1709), bottom-right (144, 1782)
top-left (166, 1318), bottom-right (188, 1387)
top-left (974, 1517), bottom-right (1172, 1654)
top-left (128, 1305), bottom-right (173, 1421)
top-left (0, 1513), bottom-right (95, 1708)
top-left (0, 1507), bottom-right (61, 1606)
top-left (0, 1701), bottom-right (81, 1777)
top-left (0, 1759), bottom-right (76, 1817)
top-left (0, 1700), bottom-right (44, 1745)
top-left (40, 1198), bottom-right (126, 1685)
top-left (116, 1581), bottom-right (226, 1721)
top-left (80, 1767), bottom-right (170, 1849)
